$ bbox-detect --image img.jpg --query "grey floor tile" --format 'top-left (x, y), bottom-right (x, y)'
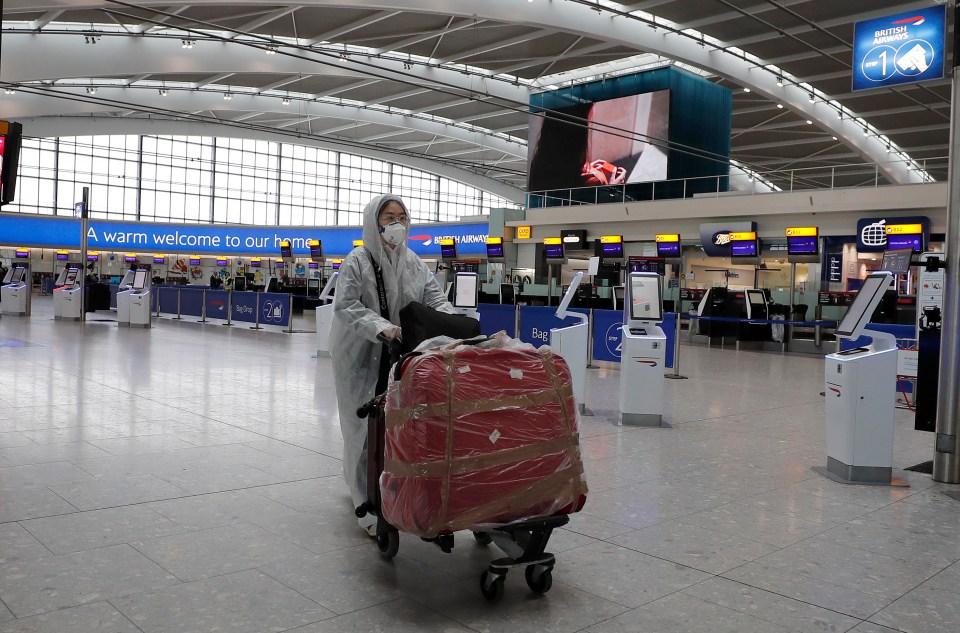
top-left (0, 442), bottom-right (111, 466)
top-left (0, 486), bottom-right (77, 523)
top-left (112, 569), bottom-right (334, 633)
top-left (287, 598), bottom-right (476, 633)
top-left (21, 505), bottom-right (187, 555)
top-left (131, 521), bottom-right (314, 582)
top-left (48, 474), bottom-right (189, 511)
top-left (869, 584), bottom-right (960, 633)
top-left (0, 524), bottom-right (50, 564)
top-left (249, 453), bottom-right (343, 481)
top-left (17, 426), bottom-right (123, 445)
top-left (610, 521), bottom-right (779, 575)
top-left (681, 576), bottom-right (862, 633)
top-left (817, 517), bottom-right (960, 568)
top-left (557, 541), bottom-right (711, 608)
top-left (147, 488), bottom-right (303, 531)
top-left (0, 462), bottom-right (97, 488)
top-left (0, 601), bottom-right (140, 633)
top-left (250, 507), bottom-right (375, 555)
top-left (0, 603), bottom-right (11, 624)
top-left (0, 544), bottom-right (179, 617)
top-left (675, 500), bottom-right (836, 548)
top-left (924, 561), bottom-right (960, 595)
top-left (86, 435), bottom-right (198, 455)
top-left (846, 623), bottom-right (902, 633)
top-left (0, 433), bottom-right (37, 449)
top-left (580, 591), bottom-right (795, 633)
top-left (151, 463), bottom-right (283, 494)
top-left (253, 476), bottom-right (354, 514)
top-left (563, 511), bottom-right (635, 540)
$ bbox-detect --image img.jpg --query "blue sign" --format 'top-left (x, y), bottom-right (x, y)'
top-left (856, 216), bottom-right (929, 252)
top-left (517, 306), bottom-right (586, 348)
top-left (231, 291), bottom-right (258, 324)
top-left (852, 6), bottom-right (945, 91)
top-left (205, 289), bottom-right (230, 320)
top-left (826, 252), bottom-right (843, 283)
top-left (698, 222), bottom-right (757, 257)
top-left (157, 287), bottom-right (179, 315)
top-left (477, 304), bottom-right (517, 338)
top-left (592, 309), bottom-right (624, 362)
top-left (258, 292), bottom-right (291, 327)
top-left (179, 288), bottom-right (204, 319)
top-left (0, 214), bottom-right (489, 257)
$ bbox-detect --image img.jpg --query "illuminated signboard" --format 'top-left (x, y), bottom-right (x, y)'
top-left (485, 237), bottom-right (504, 259)
top-left (544, 237), bottom-right (565, 260)
top-left (852, 6), bottom-right (945, 91)
top-left (439, 238), bottom-right (457, 260)
top-left (516, 226), bottom-right (532, 240)
top-left (786, 227), bottom-right (819, 255)
top-left (655, 233), bottom-right (681, 258)
top-left (599, 235), bottom-right (624, 259)
top-left (885, 223), bottom-right (925, 252)
top-left (729, 232), bottom-right (759, 258)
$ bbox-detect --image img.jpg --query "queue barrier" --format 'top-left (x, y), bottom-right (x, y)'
top-left (154, 285), bottom-right (293, 331)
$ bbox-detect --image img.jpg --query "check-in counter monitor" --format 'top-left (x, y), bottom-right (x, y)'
top-left (499, 283), bottom-right (516, 305)
top-left (745, 289), bottom-right (769, 320)
top-left (627, 274), bottom-right (662, 324)
top-left (132, 269), bottom-right (148, 290)
top-left (452, 273), bottom-right (480, 320)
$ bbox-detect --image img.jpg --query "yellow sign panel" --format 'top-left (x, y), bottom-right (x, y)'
top-left (331, 258), bottom-right (343, 265)
top-left (785, 227), bottom-right (818, 237)
top-left (599, 235), bottom-right (623, 244)
top-left (308, 239), bottom-right (320, 246)
top-left (543, 237), bottom-right (562, 245)
top-left (486, 237), bottom-right (503, 245)
top-left (251, 257), bottom-right (261, 263)
top-left (280, 240), bottom-right (291, 247)
top-left (655, 234), bottom-right (680, 242)
top-left (352, 239), bottom-right (364, 247)
top-left (885, 223), bottom-right (923, 235)
top-left (728, 231), bottom-right (757, 241)
top-left (516, 226), bottom-right (532, 240)
top-left (439, 238), bottom-right (456, 246)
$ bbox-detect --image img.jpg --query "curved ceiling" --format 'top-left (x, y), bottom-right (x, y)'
top-left (1, 0), bottom-right (951, 198)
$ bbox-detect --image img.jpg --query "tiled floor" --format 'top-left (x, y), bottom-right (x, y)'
top-left (1, 296), bottom-right (958, 633)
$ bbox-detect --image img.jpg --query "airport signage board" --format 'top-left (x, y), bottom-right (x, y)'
top-left (852, 6), bottom-right (945, 91)
top-left (856, 216), bottom-right (929, 252)
top-left (698, 221), bottom-right (756, 257)
top-left (0, 214), bottom-right (489, 256)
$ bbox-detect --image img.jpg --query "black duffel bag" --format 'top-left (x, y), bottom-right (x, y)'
top-left (398, 301), bottom-right (482, 353)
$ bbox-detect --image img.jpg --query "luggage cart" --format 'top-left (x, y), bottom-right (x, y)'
top-left (355, 341), bottom-right (576, 602)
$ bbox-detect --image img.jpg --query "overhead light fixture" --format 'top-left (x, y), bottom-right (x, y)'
top-left (806, 120), bottom-right (813, 125)
top-left (84, 34), bottom-right (99, 44)
top-left (776, 75), bottom-right (783, 87)
top-left (86, 87), bottom-right (97, 95)
top-left (224, 92), bottom-right (233, 100)
top-left (832, 136), bottom-right (838, 141)
top-left (159, 89), bottom-right (168, 96)
top-left (282, 98), bottom-right (290, 105)
top-left (181, 39), bottom-right (194, 49)
top-left (3, 88), bottom-right (15, 95)
top-left (265, 46), bottom-right (278, 55)
top-left (863, 127), bottom-right (870, 136)
top-left (743, 87), bottom-right (751, 93)
top-left (776, 103), bottom-right (784, 109)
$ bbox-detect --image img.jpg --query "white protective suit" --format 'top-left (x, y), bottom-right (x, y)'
top-left (331, 194), bottom-right (455, 510)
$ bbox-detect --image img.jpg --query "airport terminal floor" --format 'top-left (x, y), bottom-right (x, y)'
top-left (0, 297), bottom-right (958, 633)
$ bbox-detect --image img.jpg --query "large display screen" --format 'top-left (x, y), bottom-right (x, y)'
top-left (601, 241), bottom-right (624, 259)
top-left (528, 90), bottom-right (670, 191)
top-left (881, 249), bottom-right (913, 274)
top-left (886, 233), bottom-right (923, 252)
top-left (656, 241), bottom-right (680, 258)
top-left (440, 241), bottom-right (458, 260)
top-left (787, 236), bottom-right (818, 254)
top-left (836, 273), bottom-right (892, 337)
top-left (628, 273), bottom-right (662, 322)
top-left (544, 242), bottom-right (565, 260)
top-left (486, 242), bottom-right (504, 259)
top-left (731, 240), bottom-right (758, 257)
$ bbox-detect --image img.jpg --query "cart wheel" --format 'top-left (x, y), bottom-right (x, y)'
top-left (377, 529), bottom-right (399, 559)
top-left (525, 565), bottom-right (553, 594)
top-left (480, 571), bottom-right (505, 602)
top-left (473, 531), bottom-right (493, 546)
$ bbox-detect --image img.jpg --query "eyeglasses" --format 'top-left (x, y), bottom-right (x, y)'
top-left (379, 212), bottom-right (409, 225)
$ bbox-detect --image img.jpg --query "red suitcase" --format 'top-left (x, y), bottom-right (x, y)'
top-left (379, 343), bottom-right (588, 538)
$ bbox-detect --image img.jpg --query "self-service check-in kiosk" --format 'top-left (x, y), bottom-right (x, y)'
top-left (116, 268), bottom-right (137, 325)
top-left (620, 272), bottom-right (666, 426)
top-left (315, 272), bottom-right (339, 357)
top-left (451, 272), bottom-right (480, 320)
top-left (1, 263), bottom-right (32, 316)
top-left (818, 271), bottom-right (898, 485)
top-left (550, 271), bottom-right (589, 415)
top-left (128, 268), bottom-right (152, 328)
top-left (53, 265), bottom-right (82, 320)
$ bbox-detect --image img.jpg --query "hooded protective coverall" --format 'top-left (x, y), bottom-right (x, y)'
top-left (331, 194), bottom-right (455, 511)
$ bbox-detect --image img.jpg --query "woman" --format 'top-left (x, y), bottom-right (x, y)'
top-left (330, 194), bottom-right (454, 535)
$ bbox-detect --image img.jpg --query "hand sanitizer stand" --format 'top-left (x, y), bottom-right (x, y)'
top-left (550, 271), bottom-right (590, 415)
top-left (619, 272), bottom-right (666, 426)
top-left (316, 272), bottom-right (339, 357)
top-left (816, 271), bottom-right (900, 486)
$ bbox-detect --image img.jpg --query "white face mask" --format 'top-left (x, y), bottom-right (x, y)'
top-left (380, 221), bottom-right (406, 247)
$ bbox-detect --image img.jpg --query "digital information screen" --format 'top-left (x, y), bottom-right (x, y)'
top-left (880, 249), bottom-right (913, 274)
top-left (132, 269), bottom-right (148, 290)
top-left (153, 256), bottom-right (165, 264)
top-left (656, 241), bottom-right (680, 258)
top-left (836, 273), bottom-right (891, 337)
top-left (440, 242), bottom-right (458, 259)
top-left (280, 241), bottom-right (292, 259)
top-left (486, 243), bottom-right (504, 259)
top-left (308, 261), bottom-right (319, 269)
top-left (628, 257), bottom-right (666, 275)
top-left (63, 269), bottom-right (78, 285)
top-left (189, 257), bottom-right (201, 266)
top-left (124, 255), bottom-right (138, 263)
top-left (11, 267), bottom-right (25, 283)
top-left (629, 274), bottom-right (663, 322)
top-left (601, 241), bottom-right (624, 259)
top-left (731, 240), bottom-right (758, 257)
top-left (332, 260), bottom-right (342, 270)
top-left (216, 258), bottom-right (228, 266)
top-left (886, 233), bottom-right (923, 251)
top-left (250, 259), bottom-right (261, 268)
top-left (545, 244), bottom-right (565, 259)
top-left (14, 249), bottom-right (28, 258)
top-left (453, 274), bottom-right (478, 309)
top-left (787, 236), bottom-right (818, 254)
top-left (56, 252), bottom-right (69, 261)
top-left (309, 241), bottom-right (322, 260)
top-left (87, 253), bottom-right (99, 261)
top-left (276, 261), bottom-right (285, 268)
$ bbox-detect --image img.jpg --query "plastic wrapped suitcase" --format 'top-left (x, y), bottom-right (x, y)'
top-left (379, 339), bottom-right (588, 539)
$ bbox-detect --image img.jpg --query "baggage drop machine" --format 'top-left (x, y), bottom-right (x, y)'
top-left (116, 267), bottom-right (137, 325)
top-left (1, 262), bottom-right (31, 316)
top-left (128, 268), bottom-right (153, 328)
top-left (550, 271), bottom-right (590, 415)
top-left (53, 264), bottom-right (82, 321)
top-left (451, 272), bottom-right (480, 321)
top-left (315, 271), bottom-right (339, 357)
top-left (620, 272), bottom-right (666, 426)
top-left (818, 271), bottom-right (899, 485)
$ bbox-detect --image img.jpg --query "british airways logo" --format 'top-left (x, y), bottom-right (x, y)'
top-left (828, 387), bottom-right (841, 397)
top-left (633, 358), bottom-right (659, 368)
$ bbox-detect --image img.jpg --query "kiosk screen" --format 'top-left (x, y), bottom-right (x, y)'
top-left (880, 249), bottom-right (913, 274)
top-left (63, 269), bottom-right (78, 286)
top-left (656, 241), bottom-right (680, 258)
top-left (453, 274), bottom-right (479, 309)
top-left (486, 242), bottom-right (504, 259)
top-left (835, 273), bottom-right (891, 338)
top-left (787, 236), bottom-right (818, 255)
top-left (629, 257), bottom-right (666, 275)
top-left (11, 268), bottom-right (26, 283)
top-left (629, 274), bottom-right (662, 322)
top-left (132, 269), bottom-right (148, 290)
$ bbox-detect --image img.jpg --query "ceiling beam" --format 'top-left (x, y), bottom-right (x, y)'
top-left (29, 10), bottom-right (64, 30)
top-left (223, 7), bottom-right (298, 40)
top-left (307, 11), bottom-right (401, 44)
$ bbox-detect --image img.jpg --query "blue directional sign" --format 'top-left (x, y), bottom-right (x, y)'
top-left (852, 6), bottom-right (945, 91)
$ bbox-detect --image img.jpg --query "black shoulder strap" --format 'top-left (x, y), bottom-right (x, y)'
top-left (366, 249), bottom-right (390, 320)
